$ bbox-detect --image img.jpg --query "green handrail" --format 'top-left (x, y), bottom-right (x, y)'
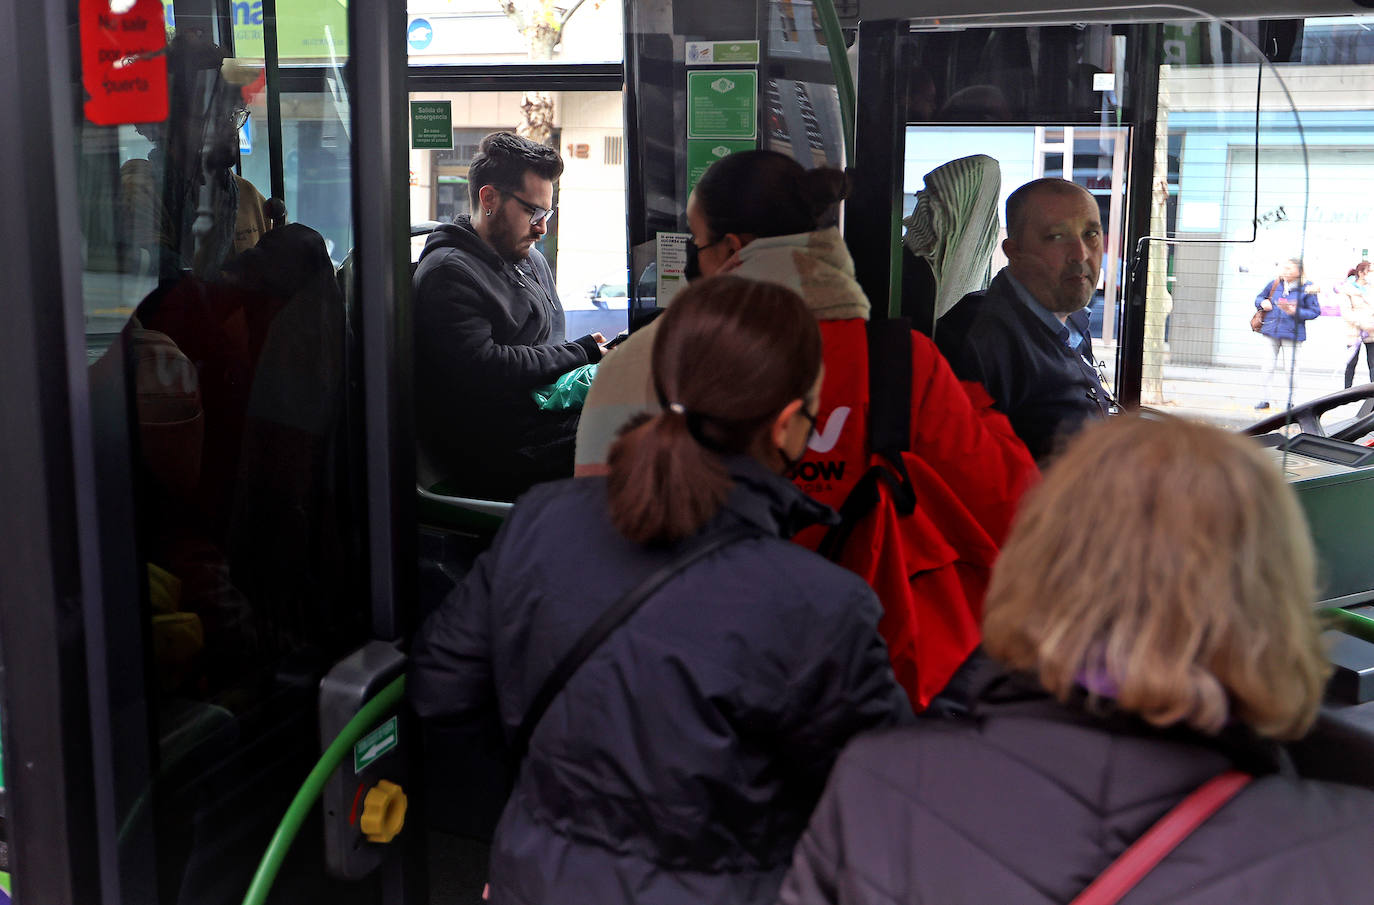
top-left (814, 0), bottom-right (856, 163)
top-left (241, 674), bottom-right (407, 905)
top-left (1321, 607), bottom-right (1374, 645)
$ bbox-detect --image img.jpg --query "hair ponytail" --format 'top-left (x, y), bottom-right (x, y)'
top-left (799, 166), bottom-right (850, 221)
top-left (607, 412), bottom-right (732, 546)
top-left (695, 150), bottom-right (847, 239)
top-left (605, 276), bottom-right (822, 547)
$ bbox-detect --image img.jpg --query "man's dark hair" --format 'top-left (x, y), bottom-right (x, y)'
top-left (466, 131), bottom-right (564, 208)
top-left (1005, 177), bottom-right (1093, 242)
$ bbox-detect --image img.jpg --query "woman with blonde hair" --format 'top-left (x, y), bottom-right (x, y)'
top-left (780, 415), bottom-right (1374, 905)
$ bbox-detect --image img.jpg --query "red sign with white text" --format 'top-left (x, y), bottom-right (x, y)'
top-left (81, 0), bottom-right (169, 126)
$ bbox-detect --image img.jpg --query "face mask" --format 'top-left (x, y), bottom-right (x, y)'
top-left (684, 241), bottom-right (702, 282)
top-left (684, 236), bottom-right (726, 282)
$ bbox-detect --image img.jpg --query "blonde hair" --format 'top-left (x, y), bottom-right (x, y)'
top-left (983, 416), bottom-right (1329, 740)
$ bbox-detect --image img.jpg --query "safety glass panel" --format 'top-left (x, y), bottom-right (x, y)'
top-left (76, 1), bottom-right (371, 901)
top-left (407, 90), bottom-right (630, 340)
top-left (624, 0), bottom-right (847, 319)
top-left (904, 123), bottom-right (1130, 344)
top-left (904, 13), bottom-right (1327, 435)
top-left (1142, 19), bottom-right (1315, 426)
top-left (404, 1), bottom-right (624, 65)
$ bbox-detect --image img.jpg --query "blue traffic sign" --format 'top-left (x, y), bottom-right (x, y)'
top-left (407, 18), bottom-right (433, 51)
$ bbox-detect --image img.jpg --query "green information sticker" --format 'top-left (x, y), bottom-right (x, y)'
top-left (410, 100), bottom-right (453, 150)
top-left (686, 40), bottom-right (761, 65)
top-left (354, 716), bottom-right (399, 772)
top-left (687, 139), bottom-right (756, 197)
top-left (687, 70), bottom-right (758, 141)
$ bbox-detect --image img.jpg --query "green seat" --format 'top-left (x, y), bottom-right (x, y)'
top-left (416, 484), bottom-right (512, 534)
top-left (415, 431), bottom-right (515, 535)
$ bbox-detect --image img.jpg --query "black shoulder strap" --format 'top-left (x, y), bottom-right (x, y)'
top-left (867, 317), bottom-right (914, 457)
top-left (511, 523), bottom-right (761, 759)
top-left (815, 319), bottom-right (917, 561)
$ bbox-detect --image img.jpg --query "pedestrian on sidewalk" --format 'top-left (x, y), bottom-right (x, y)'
top-left (1341, 261), bottom-right (1374, 389)
top-left (1254, 257), bottom-right (1320, 410)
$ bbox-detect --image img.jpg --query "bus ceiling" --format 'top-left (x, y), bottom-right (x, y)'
top-left (857, 0), bottom-right (1374, 24)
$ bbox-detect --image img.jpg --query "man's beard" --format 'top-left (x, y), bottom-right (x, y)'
top-left (489, 220), bottom-right (533, 262)
top-left (1047, 270), bottom-right (1097, 314)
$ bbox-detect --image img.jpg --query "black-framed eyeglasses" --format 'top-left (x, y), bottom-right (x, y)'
top-left (501, 190), bottom-right (555, 226)
top-left (229, 107), bottom-right (250, 131)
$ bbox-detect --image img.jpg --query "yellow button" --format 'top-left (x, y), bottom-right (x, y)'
top-left (359, 779), bottom-right (407, 844)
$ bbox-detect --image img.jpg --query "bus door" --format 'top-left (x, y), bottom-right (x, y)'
top-left (0, 0), bottom-right (416, 903)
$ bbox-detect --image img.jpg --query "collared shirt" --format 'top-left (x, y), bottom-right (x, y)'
top-left (937, 269), bottom-right (1112, 461)
top-left (1004, 272), bottom-right (1087, 351)
top-left (1004, 270), bottom-right (1111, 420)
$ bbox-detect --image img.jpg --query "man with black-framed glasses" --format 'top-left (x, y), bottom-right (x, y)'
top-left (415, 131), bottom-right (607, 499)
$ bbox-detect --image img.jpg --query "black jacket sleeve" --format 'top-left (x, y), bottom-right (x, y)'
top-left (944, 318), bottom-right (1021, 417)
top-left (415, 262), bottom-right (599, 398)
top-left (409, 544), bottom-right (497, 721)
top-left (768, 587), bottom-right (914, 786)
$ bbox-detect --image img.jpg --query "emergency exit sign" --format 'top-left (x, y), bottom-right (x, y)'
top-left (410, 101), bottom-right (454, 150)
top-left (354, 716), bottom-right (398, 772)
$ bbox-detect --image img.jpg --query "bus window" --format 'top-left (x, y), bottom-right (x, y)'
top-left (406, 90), bottom-right (630, 341)
top-left (404, 0), bottom-right (624, 67)
top-left (901, 13), bottom-right (1335, 430)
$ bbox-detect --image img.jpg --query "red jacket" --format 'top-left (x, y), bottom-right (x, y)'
top-left (793, 320), bottom-right (1039, 708)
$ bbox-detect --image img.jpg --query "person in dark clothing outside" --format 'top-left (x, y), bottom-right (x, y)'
top-left (410, 276), bottom-right (912, 905)
top-left (413, 131), bottom-right (606, 499)
top-left (779, 415), bottom-right (1374, 905)
top-left (936, 178), bottom-right (1111, 461)
top-left (1253, 256), bottom-right (1321, 410)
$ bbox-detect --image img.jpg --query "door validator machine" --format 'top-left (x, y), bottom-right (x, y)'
top-left (320, 641), bottom-right (410, 879)
top-left (1266, 435), bottom-right (1374, 703)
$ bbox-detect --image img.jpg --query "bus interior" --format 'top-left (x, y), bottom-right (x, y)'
top-left (5, 0), bottom-right (1374, 903)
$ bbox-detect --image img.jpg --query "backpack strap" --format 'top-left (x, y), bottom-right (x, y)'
top-left (511, 523), bottom-right (762, 759)
top-left (1069, 770), bottom-right (1253, 905)
top-left (867, 317), bottom-right (913, 456)
top-left (816, 319), bottom-right (917, 561)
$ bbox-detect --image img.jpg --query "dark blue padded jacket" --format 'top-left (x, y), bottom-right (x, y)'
top-left (410, 457), bottom-right (912, 905)
top-left (1255, 278), bottom-right (1321, 342)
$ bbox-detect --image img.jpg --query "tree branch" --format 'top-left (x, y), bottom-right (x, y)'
top-left (498, 0), bottom-right (527, 34)
top-left (557, 0), bottom-right (590, 29)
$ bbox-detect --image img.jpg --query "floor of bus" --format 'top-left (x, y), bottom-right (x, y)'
top-left (428, 832), bottom-right (489, 905)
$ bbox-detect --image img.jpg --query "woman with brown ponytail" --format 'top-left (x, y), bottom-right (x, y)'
top-left (411, 275), bottom-right (912, 905)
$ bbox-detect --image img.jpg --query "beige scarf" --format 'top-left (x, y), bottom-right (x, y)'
top-left (726, 228), bottom-right (871, 322)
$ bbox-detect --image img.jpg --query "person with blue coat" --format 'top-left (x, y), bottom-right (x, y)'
top-left (1254, 256), bottom-right (1320, 410)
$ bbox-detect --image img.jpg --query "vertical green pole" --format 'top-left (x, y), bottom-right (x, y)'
top-left (813, 0), bottom-right (855, 163)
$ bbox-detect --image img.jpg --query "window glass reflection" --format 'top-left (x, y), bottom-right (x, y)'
top-left (78, 7), bottom-right (368, 901)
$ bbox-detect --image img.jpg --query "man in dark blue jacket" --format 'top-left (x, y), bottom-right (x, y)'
top-left (414, 132), bottom-right (606, 499)
top-left (1253, 257), bottom-right (1321, 410)
top-left (936, 178), bottom-right (1111, 462)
